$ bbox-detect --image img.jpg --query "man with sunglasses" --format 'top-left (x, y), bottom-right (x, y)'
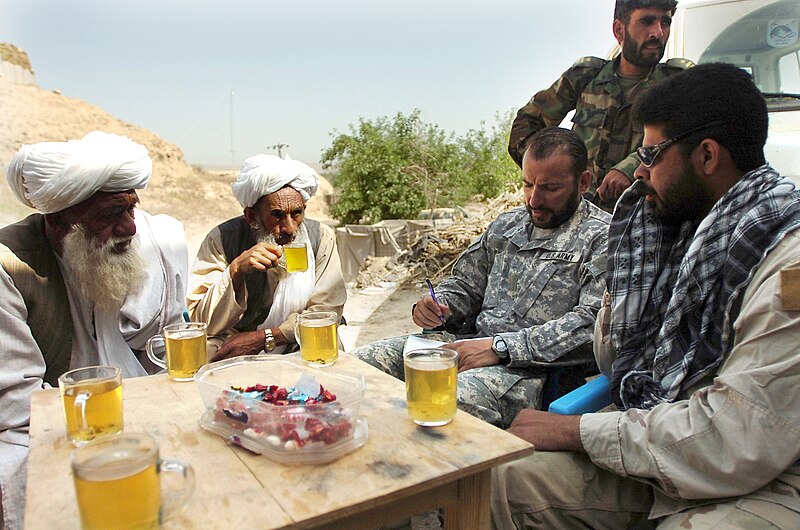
top-left (491, 63), bottom-right (800, 528)
top-left (509, 0), bottom-right (692, 212)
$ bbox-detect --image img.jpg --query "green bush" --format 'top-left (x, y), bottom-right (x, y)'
top-left (322, 110), bottom-right (519, 224)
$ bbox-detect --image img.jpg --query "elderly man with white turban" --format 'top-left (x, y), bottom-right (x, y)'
top-left (187, 154), bottom-right (346, 361)
top-left (0, 131), bottom-right (188, 530)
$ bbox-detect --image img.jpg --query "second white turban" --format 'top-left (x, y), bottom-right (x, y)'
top-left (231, 154), bottom-right (319, 209)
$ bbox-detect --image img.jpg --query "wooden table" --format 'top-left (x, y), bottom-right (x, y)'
top-left (25, 354), bottom-right (532, 529)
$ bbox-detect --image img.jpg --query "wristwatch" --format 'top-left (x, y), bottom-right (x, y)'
top-left (263, 328), bottom-right (277, 352)
top-left (492, 335), bottom-right (510, 364)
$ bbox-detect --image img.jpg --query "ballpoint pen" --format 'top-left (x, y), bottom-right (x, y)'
top-left (425, 278), bottom-right (446, 324)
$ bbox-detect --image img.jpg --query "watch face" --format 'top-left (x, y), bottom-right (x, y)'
top-left (493, 336), bottom-right (508, 353)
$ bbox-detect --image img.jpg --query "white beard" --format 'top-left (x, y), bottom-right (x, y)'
top-left (61, 225), bottom-right (148, 311)
top-left (252, 221), bottom-right (275, 244)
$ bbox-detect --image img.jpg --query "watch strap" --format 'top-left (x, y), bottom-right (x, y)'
top-left (264, 328), bottom-right (276, 352)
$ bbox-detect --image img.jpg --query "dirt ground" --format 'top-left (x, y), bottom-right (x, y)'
top-left (349, 282), bottom-right (423, 349)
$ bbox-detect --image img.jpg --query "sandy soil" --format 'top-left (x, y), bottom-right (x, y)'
top-left (352, 283), bottom-right (422, 347)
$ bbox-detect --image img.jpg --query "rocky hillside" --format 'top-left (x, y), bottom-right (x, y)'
top-left (0, 45), bottom-right (333, 254)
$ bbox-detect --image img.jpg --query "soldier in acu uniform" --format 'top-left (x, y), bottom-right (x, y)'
top-left (509, 0), bottom-right (692, 211)
top-left (351, 128), bottom-right (610, 428)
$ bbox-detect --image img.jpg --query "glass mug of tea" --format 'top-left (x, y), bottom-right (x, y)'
top-left (146, 322), bottom-right (208, 381)
top-left (295, 311), bottom-right (339, 367)
top-left (71, 433), bottom-right (194, 530)
top-left (283, 239), bottom-right (309, 273)
top-left (58, 366), bottom-right (123, 446)
top-left (403, 348), bottom-right (459, 426)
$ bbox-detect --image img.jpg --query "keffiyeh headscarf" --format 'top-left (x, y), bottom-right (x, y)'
top-left (608, 165), bottom-right (800, 410)
top-left (231, 154), bottom-right (319, 208)
top-left (6, 131), bottom-right (152, 214)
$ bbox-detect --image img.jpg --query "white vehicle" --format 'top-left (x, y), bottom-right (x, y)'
top-left (669, 0), bottom-right (800, 181)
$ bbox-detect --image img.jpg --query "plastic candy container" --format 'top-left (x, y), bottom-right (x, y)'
top-left (195, 356), bottom-right (367, 464)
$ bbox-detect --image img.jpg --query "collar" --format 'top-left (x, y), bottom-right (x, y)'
top-left (595, 55), bottom-right (657, 97)
top-left (505, 201), bottom-right (589, 251)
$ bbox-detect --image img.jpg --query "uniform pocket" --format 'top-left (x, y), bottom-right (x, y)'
top-left (512, 263), bottom-right (557, 318)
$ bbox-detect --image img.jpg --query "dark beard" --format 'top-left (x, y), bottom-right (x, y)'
top-left (526, 186), bottom-right (582, 229)
top-left (652, 160), bottom-right (713, 224)
top-left (622, 29), bottom-right (665, 69)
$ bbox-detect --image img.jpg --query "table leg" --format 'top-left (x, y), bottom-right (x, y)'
top-left (444, 469), bottom-right (491, 529)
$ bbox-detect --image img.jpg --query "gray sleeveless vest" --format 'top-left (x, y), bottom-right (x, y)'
top-left (0, 214), bottom-right (73, 386)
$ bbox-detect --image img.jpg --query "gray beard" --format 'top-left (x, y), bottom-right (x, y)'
top-left (61, 225), bottom-right (147, 311)
top-left (251, 222), bottom-right (276, 245)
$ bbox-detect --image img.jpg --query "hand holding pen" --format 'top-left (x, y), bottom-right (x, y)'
top-left (412, 278), bottom-right (449, 329)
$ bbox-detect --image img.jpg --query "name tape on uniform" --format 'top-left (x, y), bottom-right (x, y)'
top-left (540, 251), bottom-right (580, 263)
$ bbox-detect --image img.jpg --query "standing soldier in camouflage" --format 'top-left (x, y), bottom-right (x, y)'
top-left (351, 127), bottom-right (610, 428)
top-left (508, 0), bottom-right (692, 211)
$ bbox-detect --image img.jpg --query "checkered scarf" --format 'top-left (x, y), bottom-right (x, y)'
top-left (608, 165), bottom-right (800, 410)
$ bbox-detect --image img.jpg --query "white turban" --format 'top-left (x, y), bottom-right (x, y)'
top-left (6, 131), bottom-right (152, 214)
top-left (231, 154), bottom-right (319, 209)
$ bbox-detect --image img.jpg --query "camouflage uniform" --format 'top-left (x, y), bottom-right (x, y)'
top-left (351, 200), bottom-right (610, 428)
top-left (508, 55), bottom-right (693, 208)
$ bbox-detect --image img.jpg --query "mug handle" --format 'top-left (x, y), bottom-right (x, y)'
top-left (145, 335), bottom-right (167, 370)
top-left (73, 392), bottom-right (94, 439)
top-left (159, 459), bottom-right (194, 522)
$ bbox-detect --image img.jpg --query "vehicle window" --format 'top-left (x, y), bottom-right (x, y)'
top-left (778, 51), bottom-right (800, 93)
top-left (699, 0), bottom-right (800, 95)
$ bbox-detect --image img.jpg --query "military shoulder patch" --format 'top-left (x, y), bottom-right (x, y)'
top-left (572, 56), bottom-right (607, 69)
top-left (780, 268), bottom-right (800, 311)
top-left (664, 58), bottom-right (695, 70)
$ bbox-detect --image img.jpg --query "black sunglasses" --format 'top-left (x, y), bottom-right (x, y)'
top-left (636, 120), bottom-right (725, 167)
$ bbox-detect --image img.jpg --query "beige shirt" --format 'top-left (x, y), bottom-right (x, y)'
top-left (187, 221), bottom-right (346, 343)
top-left (583, 229), bottom-right (800, 521)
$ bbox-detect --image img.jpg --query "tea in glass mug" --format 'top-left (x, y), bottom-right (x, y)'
top-left (284, 242), bottom-right (309, 273)
top-left (404, 348), bottom-right (458, 426)
top-left (146, 322), bottom-right (207, 381)
top-left (295, 311), bottom-right (338, 367)
top-left (58, 366), bottom-right (123, 446)
top-left (71, 433), bottom-right (193, 530)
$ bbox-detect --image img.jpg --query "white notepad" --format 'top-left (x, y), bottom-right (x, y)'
top-left (403, 335), bottom-right (446, 354)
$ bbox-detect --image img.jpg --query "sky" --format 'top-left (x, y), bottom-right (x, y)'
top-left (1, 0), bottom-right (619, 169)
